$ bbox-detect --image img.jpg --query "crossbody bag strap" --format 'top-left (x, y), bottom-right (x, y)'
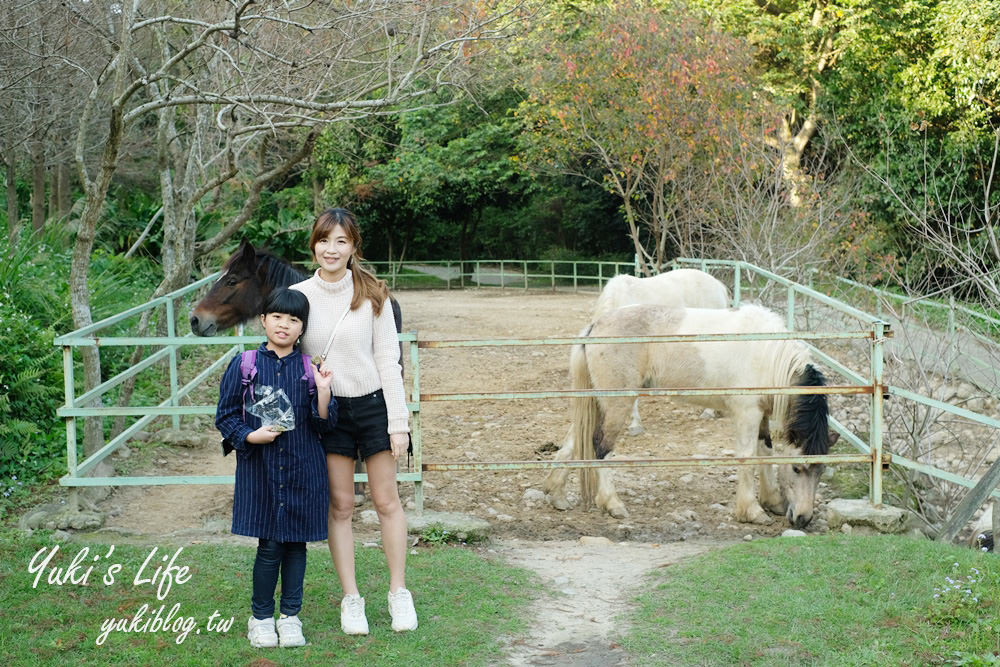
top-left (318, 306), bottom-right (351, 365)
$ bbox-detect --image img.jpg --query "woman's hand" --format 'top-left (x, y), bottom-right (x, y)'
top-left (246, 425), bottom-right (281, 444)
top-left (315, 365), bottom-right (334, 392)
top-left (389, 432), bottom-right (409, 460)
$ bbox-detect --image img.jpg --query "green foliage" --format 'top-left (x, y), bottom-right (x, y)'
top-left (242, 185), bottom-right (315, 263)
top-left (312, 89), bottom-right (630, 261)
top-left (419, 523), bottom-right (462, 545)
top-left (0, 220), bottom-right (160, 494)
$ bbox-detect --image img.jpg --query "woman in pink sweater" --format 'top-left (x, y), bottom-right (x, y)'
top-left (291, 208), bottom-right (417, 635)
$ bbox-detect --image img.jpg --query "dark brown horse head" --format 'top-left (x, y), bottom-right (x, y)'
top-left (189, 239), bottom-right (306, 336)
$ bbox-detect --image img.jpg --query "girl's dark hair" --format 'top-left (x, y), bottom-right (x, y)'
top-left (309, 207), bottom-right (390, 316)
top-left (263, 288), bottom-right (310, 338)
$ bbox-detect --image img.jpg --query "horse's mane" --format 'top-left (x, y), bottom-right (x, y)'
top-left (261, 251), bottom-right (308, 289)
top-left (223, 246), bottom-right (307, 289)
top-left (785, 364), bottom-right (831, 455)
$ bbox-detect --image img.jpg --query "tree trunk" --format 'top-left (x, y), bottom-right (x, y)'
top-left (31, 140), bottom-right (46, 232)
top-left (57, 162), bottom-right (71, 218)
top-left (5, 153), bottom-right (18, 248)
top-left (72, 0), bottom-right (135, 459)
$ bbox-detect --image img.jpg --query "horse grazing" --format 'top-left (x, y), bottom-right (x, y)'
top-left (543, 303), bottom-right (837, 529)
top-left (593, 269), bottom-right (729, 435)
top-left (190, 238), bottom-right (404, 504)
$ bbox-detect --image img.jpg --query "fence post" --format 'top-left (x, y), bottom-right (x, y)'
top-left (573, 262), bottom-right (578, 291)
top-left (733, 264), bottom-right (742, 307)
top-left (786, 286), bottom-right (796, 331)
top-left (409, 331), bottom-right (423, 512)
top-left (550, 261), bottom-right (555, 291)
top-left (869, 320), bottom-right (889, 506)
top-left (165, 299), bottom-right (180, 429)
top-left (447, 261), bottom-right (452, 290)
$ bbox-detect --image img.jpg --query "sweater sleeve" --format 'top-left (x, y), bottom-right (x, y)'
top-left (215, 355), bottom-right (256, 458)
top-left (374, 298), bottom-right (410, 434)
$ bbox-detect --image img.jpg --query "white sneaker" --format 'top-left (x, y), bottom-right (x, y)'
top-left (388, 588), bottom-right (418, 632)
top-left (276, 614), bottom-right (306, 647)
top-left (247, 616), bottom-right (278, 648)
top-left (340, 594), bottom-right (369, 635)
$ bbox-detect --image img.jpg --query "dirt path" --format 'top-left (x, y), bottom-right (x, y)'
top-left (490, 537), bottom-right (723, 666)
top-left (95, 289), bottom-right (814, 662)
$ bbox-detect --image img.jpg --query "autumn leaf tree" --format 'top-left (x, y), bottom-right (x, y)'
top-left (519, 0), bottom-right (760, 274)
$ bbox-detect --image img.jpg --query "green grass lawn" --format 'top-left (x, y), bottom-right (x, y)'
top-left (0, 530), bottom-right (533, 666)
top-left (625, 534), bottom-right (1000, 666)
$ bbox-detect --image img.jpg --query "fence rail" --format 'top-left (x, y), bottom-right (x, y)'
top-left (53, 258), bottom-right (1000, 535)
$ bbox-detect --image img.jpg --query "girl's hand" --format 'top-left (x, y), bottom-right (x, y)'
top-left (246, 425), bottom-right (281, 444)
top-left (315, 365), bottom-right (334, 391)
top-left (389, 432), bottom-right (409, 460)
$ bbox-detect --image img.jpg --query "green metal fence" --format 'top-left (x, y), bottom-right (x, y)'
top-left (53, 258), bottom-right (1000, 529)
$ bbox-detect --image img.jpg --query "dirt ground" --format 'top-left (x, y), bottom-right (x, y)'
top-left (96, 289), bottom-right (823, 664)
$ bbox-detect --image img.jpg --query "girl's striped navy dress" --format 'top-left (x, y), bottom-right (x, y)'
top-left (216, 344), bottom-right (336, 543)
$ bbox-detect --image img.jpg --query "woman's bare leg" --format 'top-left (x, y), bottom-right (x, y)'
top-left (365, 450), bottom-right (408, 591)
top-left (327, 453), bottom-right (360, 594)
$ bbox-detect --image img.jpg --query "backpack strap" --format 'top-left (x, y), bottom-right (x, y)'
top-left (239, 349), bottom-right (258, 421)
top-left (300, 353), bottom-right (316, 396)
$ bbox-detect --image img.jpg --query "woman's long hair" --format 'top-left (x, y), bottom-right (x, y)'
top-left (308, 208), bottom-right (389, 316)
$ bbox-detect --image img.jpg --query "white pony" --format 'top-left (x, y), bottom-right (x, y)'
top-left (593, 269), bottom-right (729, 435)
top-left (543, 303), bottom-right (837, 528)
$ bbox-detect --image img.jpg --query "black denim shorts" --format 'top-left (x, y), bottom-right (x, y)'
top-left (321, 389), bottom-right (391, 460)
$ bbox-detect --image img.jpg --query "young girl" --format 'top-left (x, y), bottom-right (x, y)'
top-left (216, 288), bottom-right (337, 648)
top-left (291, 208), bottom-right (417, 635)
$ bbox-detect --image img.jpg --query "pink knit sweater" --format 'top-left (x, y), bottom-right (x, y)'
top-left (291, 270), bottom-right (409, 435)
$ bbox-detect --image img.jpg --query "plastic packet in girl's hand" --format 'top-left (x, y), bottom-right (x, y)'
top-left (247, 386), bottom-right (295, 432)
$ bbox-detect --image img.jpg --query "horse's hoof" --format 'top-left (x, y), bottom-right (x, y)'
top-left (608, 504), bottom-right (629, 519)
top-left (626, 425), bottom-right (645, 436)
top-left (750, 511), bottom-right (774, 525)
top-left (353, 494), bottom-right (366, 507)
top-left (551, 496), bottom-right (570, 511)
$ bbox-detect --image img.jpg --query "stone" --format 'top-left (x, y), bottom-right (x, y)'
top-left (522, 488), bottom-right (546, 505)
top-left (579, 536), bottom-right (613, 546)
top-left (825, 498), bottom-right (908, 534)
top-left (154, 428), bottom-right (219, 449)
top-left (405, 510), bottom-right (491, 542)
top-left (360, 509), bottom-right (380, 525)
top-left (19, 502), bottom-right (104, 532)
top-left (743, 534), bottom-right (753, 541)
top-left (781, 529), bottom-right (807, 538)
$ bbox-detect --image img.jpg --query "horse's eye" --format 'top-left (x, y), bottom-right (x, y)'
top-left (792, 466), bottom-right (802, 475)
top-left (226, 277), bottom-right (239, 286)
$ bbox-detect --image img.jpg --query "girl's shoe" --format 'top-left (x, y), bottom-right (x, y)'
top-left (388, 588), bottom-right (418, 631)
top-left (276, 614), bottom-right (306, 647)
top-left (247, 616), bottom-right (278, 648)
top-left (340, 594), bottom-right (369, 635)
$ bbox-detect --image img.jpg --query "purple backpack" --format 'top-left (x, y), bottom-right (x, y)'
top-left (239, 349), bottom-right (316, 420)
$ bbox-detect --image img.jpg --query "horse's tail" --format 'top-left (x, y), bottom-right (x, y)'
top-left (570, 324), bottom-right (601, 506)
top-left (785, 363), bottom-right (832, 455)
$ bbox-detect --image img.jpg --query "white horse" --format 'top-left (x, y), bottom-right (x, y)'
top-left (593, 269), bottom-right (729, 435)
top-left (543, 303), bottom-right (837, 528)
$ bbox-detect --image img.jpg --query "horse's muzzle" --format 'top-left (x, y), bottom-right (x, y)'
top-left (190, 314), bottom-right (217, 337)
top-left (787, 508), bottom-right (812, 530)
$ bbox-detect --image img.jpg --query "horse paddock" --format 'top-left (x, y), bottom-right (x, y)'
top-left (97, 288), bottom-right (814, 543)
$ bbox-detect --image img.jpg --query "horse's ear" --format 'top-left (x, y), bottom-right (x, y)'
top-left (229, 237), bottom-right (257, 273)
